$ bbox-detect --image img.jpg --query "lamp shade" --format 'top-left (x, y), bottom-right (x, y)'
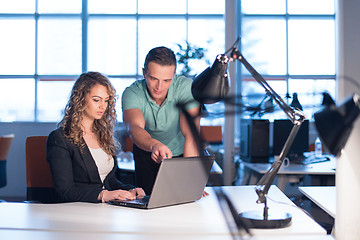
top-left (191, 54), bottom-right (230, 104)
top-left (314, 93), bottom-right (360, 156)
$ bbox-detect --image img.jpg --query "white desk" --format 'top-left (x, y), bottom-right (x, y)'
top-left (0, 229), bottom-right (335, 240)
top-left (298, 186), bottom-right (336, 218)
top-left (0, 186), bottom-right (326, 239)
top-left (242, 155), bottom-right (336, 191)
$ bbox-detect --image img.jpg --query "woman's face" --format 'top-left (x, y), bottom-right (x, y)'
top-left (82, 84), bottom-right (109, 121)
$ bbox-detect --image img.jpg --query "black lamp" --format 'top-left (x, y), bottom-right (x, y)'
top-left (191, 54), bottom-right (230, 104)
top-left (314, 93), bottom-right (360, 156)
top-left (191, 40), bottom-right (305, 228)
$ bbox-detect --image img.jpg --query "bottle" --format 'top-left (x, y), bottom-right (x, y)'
top-left (315, 137), bottom-right (322, 158)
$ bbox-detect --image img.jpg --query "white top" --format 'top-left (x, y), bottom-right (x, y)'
top-left (88, 147), bottom-right (113, 182)
top-left (0, 186), bottom-right (327, 238)
top-left (299, 186), bottom-right (336, 218)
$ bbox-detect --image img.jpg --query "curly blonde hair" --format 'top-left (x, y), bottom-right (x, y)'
top-left (59, 72), bottom-right (118, 156)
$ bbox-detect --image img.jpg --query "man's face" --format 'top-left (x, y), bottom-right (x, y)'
top-left (143, 62), bottom-right (175, 106)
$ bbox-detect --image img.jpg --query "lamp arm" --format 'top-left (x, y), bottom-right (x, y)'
top-left (229, 48), bottom-right (306, 203)
top-left (255, 122), bottom-right (303, 203)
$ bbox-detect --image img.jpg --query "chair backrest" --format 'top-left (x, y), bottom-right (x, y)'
top-left (0, 134), bottom-right (14, 188)
top-left (200, 126), bottom-right (223, 144)
top-left (124, 135), bottom-right (133, 152)
top-left (0, 134), bottom-right (14, 161)
top-left (25, 136), bottom-right (57, 203)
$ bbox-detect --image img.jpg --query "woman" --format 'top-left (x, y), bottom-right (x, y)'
top-left (47, 72), bottom-right (145, 203)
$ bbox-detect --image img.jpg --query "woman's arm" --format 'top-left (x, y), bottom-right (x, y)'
top-left (46, 130), bottom-right (103, 203)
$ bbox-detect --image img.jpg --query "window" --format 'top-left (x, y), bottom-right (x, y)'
top-left (240, 0), bottom-right (336, 120)
top-left (0, 0), bottom-right (335, 123)
top-left (0, 0), bottom-right (225, 122)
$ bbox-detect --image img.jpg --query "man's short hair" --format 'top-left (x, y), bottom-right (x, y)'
top-left (144, 46), bottom-right (177, 73)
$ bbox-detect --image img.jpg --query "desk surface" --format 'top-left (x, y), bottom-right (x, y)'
top-left (243, 155), bottom-right (336, 175)
top-left (0, 229), bottom-right (334, 240)
top-left (299, 186), bottom-right (336, 218)
top-left (0, 186), bottom-right (326, 239)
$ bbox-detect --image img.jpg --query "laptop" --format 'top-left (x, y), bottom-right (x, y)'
top-left (109, 155), bottom-right (215, 209)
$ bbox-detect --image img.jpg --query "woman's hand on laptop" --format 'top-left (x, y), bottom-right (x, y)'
top-left (129, 188), bottom-right (146, 198)
top-left (101, 189), bottom-right (137, 202)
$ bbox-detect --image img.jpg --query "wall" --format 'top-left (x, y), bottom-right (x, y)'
top-left (0, 122), bottom-right (57, 200)
top-left (334, 0), bottom-right (360, 239)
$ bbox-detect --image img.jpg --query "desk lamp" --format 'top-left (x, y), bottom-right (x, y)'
top-left (191, 38), bottom-right (306, 228)
top-left (314, 93), bottom-right (360, 240)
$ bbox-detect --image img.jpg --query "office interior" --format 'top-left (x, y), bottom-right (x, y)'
top-left (1, 1), bottom-right (360, 239)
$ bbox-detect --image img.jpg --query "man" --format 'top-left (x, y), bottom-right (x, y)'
top-left (122, 46), bottom-right (201, 195)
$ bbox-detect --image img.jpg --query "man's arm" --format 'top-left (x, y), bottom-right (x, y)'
top-left (123, 108), bottom-right (173, 163)
top-left (180, 106), bottom-right (201, 157)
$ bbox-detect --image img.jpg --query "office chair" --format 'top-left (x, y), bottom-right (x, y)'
top-left (124, 135), bottom-right (133, 152)
top-left (199, 126), bottom-right (223, 186)
top-left (0, 134), bottom-right (15, 189)
top-left (25, 136), bottom-right (57, 203)
top-left (200, 125), bottom-right (223, 144)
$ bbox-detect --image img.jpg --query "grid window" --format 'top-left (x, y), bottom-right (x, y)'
top-left (37, 18), bottom-right (82, 75)
top-left (240, 0), bottom-right (336, 120)
top-left (37, 79), bottom-right (74, 122)
top-left (0, 0), bottom-right (335, 124)
top-left (37, 0), bottom-right (82, 13)
top-left (241, 18), bottom-right (287, 75)
top-left (88, 0), bottom-right (136, 14)
top-left (0, 19), bottom-right (35, 75)
top-left (0, 79), bottom-right (35, 122)
top-left (88, 18), bottom-right (137, 75)
top-left (288, 19), bottom-right (335, 75)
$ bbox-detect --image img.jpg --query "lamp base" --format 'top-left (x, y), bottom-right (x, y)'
top-left (239, 210), bottom-right (292, 229)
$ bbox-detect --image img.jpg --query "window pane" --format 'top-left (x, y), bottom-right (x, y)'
top-left (0, 19), bottom-right (35, 75)
top-left (0, 0), bottom-right (35, 13)
top-left (88, 0), bottom-right (136, 14)
top-left (138, 18), bottom-right (186, 73)
top-left (187, 18), bottom-right (225, 75)
top-left (241, 0), bottom-right (286, 14)
top-left (38, 18), bottom-right (82, 75)
top-left (288, 0), bottom-right (335, 14)
top-left (188, 0), bottom-right (225, 14)
top-left (88, 18), bottom-right (137, 75)
top-left (288, 19), bottom-right (335, 75)
top-left (138, 0), bottom-right (186, 14)
top-left (242, 18), bottom-right (286, 75)
top-left (0, 79), bottom-right (35, 122)
top-left (37, 79), bottom-right (74, 122)
top-left (201, 102), bottom-right (225, 126)
top-left (38, 0), bottom-right (81, 13)
top-left (111, 78), bottom-right (137, 121)
top-left (241, 78), bottom-right (289, 120)
top-left (289, 79), bottom-right (336, 119)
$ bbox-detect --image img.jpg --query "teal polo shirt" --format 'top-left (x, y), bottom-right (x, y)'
top-left (121, 75), bottom-right (199, 156)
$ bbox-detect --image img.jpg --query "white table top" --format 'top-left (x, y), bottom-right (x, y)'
top-left (298, 186), bottom-right (336, 218)
top-left (0, 229), bottom-right (334, 240)
top-left (0, 186), bottom-right (326, 239)
top-left (243, 155), bottom-right (336, 175)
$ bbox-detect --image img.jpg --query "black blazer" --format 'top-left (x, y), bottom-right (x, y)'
top-left (46, 128), bottom-right (134, 203)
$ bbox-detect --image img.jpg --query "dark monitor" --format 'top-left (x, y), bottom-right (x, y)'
top-left (273, 119), bottom-right (309, 158)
